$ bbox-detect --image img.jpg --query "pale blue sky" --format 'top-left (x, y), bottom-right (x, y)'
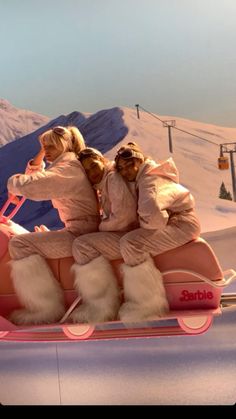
top-left (1, 0), bottom-right (236, 126)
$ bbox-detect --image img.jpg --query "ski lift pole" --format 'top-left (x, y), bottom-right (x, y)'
top-left (135, 104), bottom-right (140, 119)
top-left (163, 120), bottom-right (176, 154)
top-left (219, 142), bottom-right (236, 202)
top-left (229, 150), bottom-right (236, 202)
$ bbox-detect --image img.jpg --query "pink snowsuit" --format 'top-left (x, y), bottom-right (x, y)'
top-left (73, 158), bottom-right (201, 266)
top-left (72, 166), bottom-right (138, 264)
top-left (7, 152), bottom-right (100, 260)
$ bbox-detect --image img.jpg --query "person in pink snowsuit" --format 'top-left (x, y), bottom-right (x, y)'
top-left (70, 147), bottom-right (139, 324)
top-left (7, 126), bottom-right (100, 325)
top-left (72, 142), bottom-right (201, 323)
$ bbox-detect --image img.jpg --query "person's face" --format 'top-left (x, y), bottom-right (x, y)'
top-left (42, 143), bottom-right (63, 163)
top-left (82, 156), bottom-right (105, 185)
top-left (116, 158), bottom-right (141, 181)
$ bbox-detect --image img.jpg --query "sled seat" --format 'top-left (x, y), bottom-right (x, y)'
top-left (0, 230), bottom-right (223, 311)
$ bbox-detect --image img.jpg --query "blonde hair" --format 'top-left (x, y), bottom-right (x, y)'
top-left (39, 126), bottom-right (85, 155)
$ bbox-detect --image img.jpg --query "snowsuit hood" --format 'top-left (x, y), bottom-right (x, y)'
top-left (137, 158), bottom-right (179, 183)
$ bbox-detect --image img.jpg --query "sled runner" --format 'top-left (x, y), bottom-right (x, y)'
top-left (0, 195), bottom-right (236, 342)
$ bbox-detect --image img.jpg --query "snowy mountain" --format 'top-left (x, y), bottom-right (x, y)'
top-left (0, 105), bottom-right (236, 234)
top-left (0, 99), bottom-right (50, 146)
top-left (0, 106), bottom-right (128, 230)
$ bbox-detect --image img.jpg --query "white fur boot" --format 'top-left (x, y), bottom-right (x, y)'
top-left (70, 256), bottom-right (120, 324)
top-left (9, 254), bottom-right (65, 325)
top-left (118, 256), bottom-right (169, 322)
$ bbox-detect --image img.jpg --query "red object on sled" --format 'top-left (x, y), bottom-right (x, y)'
top-left (0, 195), bottom-right (26, 224)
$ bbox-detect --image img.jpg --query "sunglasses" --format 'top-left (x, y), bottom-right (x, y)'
top-left (115, 146), bottom-right (143, 161)
top-left (52, 126), bottom-right (67, 136)
top-left (78, 148), bottom-right (103, 162)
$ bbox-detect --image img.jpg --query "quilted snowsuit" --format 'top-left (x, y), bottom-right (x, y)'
top-left (7, 152), bottom-right (100, 260)
top-left (72, 166), bottom-right (138, 262)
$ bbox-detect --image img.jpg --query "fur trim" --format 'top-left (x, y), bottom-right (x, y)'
top-left (119, 256), bottom-right (169, 322)
top-left (9, 254), bottom-right (65, 325)
top-left (70, 255), bottom-right (120, 323)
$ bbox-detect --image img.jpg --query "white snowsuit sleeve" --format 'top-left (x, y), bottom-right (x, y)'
top-left (137, 174), bottom-right (169, 230)
top-left (99, 172), bottom-right (138, 232)
top-left (25, 159), bottom-right (45, 174)
top-left (7, 161), bottom-right (82, 201)
top-left (137, 175), bottom-right (193, 230)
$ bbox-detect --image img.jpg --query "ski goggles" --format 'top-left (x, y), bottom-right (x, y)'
top-left (115, 145), bottom-right (144, 162)
top-left (52, 126), bottom-right (68, 136)
top-left (78, 147), bottom-right (103, 162)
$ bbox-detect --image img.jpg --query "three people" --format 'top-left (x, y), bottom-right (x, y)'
top-left (7, 132), bottom-right (201, 325)
top-left (7, 126), bottom-right (100, 325)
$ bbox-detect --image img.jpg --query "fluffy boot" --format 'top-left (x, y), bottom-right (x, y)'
top-left (9, 254), bottom-right (65, 325)
top-left (118, 256), bottom-right (169, 322)
top-left (70, 256), bottom-right (120, 324)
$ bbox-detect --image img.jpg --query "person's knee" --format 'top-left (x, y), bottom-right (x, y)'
top-left (120, 235), bottom-right (135, 260)
top-left (72, 236), bottom-right (89, 261)
top-left (8, 235), bottom-right (25, 258)
top-left (120, 233), bottom-right (135, 250)
top-left (119, 235), bottom-right (128, 252)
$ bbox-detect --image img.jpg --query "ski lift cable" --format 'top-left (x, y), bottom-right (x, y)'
top-left (138, 105), bottom-right (232, 148)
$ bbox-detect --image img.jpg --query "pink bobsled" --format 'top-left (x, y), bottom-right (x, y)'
top-left (0, 195), bottom-right (236, 342)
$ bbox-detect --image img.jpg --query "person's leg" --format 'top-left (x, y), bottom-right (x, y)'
top-left (118, 254), bottom-right (169, 321)
top-left (120, 210), bottom-right (201, 265)
top-left (72, 231), bottom-right (123, 264)
top-left (9, 254), bottom-right (65, 324)
top-left (70, 232), bottom-right (123, 323)
top-left (118, 212), bottom-right (200, 321)
top-left (118, 228), bottom-right (167, 322)
top-left (9, 229), bottom-right (76, 260)
top-left (8, 230), bottom-right (76, 325)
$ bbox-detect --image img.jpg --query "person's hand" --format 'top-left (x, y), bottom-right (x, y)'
top-left (29, 139), bottom-right (45, 166)
top-left (38, 137), bottom-right (46, 153)
top-left (34, 224), bottom-right (50, 232)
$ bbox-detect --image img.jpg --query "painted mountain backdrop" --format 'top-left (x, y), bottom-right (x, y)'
top-left (0, 101), bottom-right (236, 233)
top-left (0, 99), bottom-right (49, 146)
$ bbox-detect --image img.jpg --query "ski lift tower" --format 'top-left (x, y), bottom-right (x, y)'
top-left (218, 142), bottom-right (236, 202)
top-left (162, 120), bottom-right (176, 153)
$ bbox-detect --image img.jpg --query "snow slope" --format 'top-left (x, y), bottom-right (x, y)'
top-left (0, 104), bottom-right (236, 234)
top-left (0, 99), bottom-right (50, 146)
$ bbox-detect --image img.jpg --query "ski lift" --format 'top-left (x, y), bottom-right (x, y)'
top-left (218, 146), bottom-right (229, 170)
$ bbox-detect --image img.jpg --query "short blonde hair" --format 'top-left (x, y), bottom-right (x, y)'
top-left (39, 126), bottom-right (85, 155)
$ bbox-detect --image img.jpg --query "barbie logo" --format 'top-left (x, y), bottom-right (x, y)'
top-left (180, 289), bottom-right (214, 302)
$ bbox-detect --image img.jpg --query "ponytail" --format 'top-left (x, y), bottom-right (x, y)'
top-left (67, 126), bottom-right (85, 154)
